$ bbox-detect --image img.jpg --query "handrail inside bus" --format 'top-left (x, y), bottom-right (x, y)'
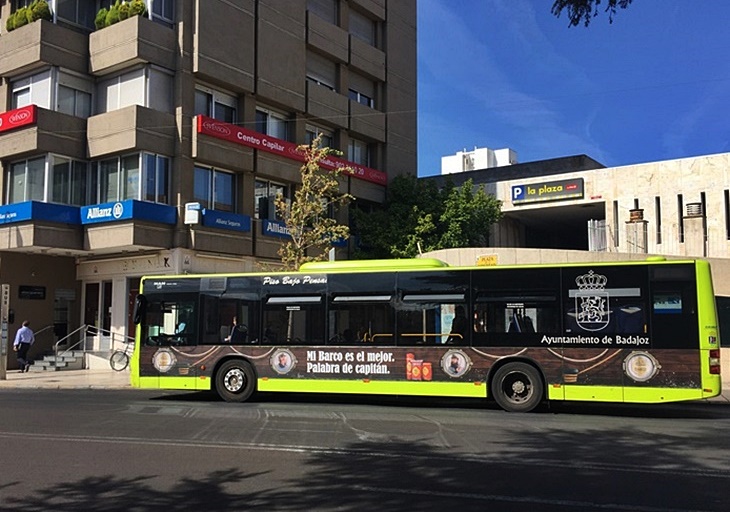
top-left (400, 333), bottom-right (461, 339)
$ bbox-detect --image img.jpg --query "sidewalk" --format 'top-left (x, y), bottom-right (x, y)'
top-left (0, 368), bottom-right (131, 389)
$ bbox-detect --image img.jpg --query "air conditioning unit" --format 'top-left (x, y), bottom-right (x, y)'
top-left (685, 202), bottom-right (703, 217)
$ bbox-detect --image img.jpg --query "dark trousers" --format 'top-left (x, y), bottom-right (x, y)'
top-left (16, 342), bottom-right (30, 368)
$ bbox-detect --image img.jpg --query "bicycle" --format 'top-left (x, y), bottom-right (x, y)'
top-left (109, 341), bottom-right (133, 371)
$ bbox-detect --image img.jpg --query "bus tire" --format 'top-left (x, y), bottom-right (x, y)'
top-left (216, 360), bottom-right (256, 403)
top-left (491, 362), bottom-right (544, 413)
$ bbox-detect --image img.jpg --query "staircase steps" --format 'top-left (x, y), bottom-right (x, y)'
top-left (29, 351), bottom-right (87, 372)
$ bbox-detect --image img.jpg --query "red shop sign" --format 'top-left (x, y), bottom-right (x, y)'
top-left (0, 105), bottom-right (36, 134)
top-left (197, 115), bottom-right (387, 186)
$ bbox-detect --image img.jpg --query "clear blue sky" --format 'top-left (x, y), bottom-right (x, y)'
top-left (417, 0), bottom-right (730, 176)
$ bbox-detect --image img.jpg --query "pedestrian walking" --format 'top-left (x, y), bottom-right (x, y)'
top-left (13, 320), bottom-right (34, 373)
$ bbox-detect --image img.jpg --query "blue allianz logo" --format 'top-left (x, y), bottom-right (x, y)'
top-left (81, 200), bottom-right (176, 225)
top-left (263, 220), bottom-right (290, 238)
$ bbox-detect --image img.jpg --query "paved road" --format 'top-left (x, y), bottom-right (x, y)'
top-left (1, 388), bottom-right (729, 511)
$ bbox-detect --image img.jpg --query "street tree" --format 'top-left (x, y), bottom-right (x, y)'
top-left (352, 175), bottom-right (502, 259)
top-left (552, 0), bottom-right (633, 27)
top-left (438, 178), bottom-right (503, 249)
top-left (275, 135), bottom-right (353, 270)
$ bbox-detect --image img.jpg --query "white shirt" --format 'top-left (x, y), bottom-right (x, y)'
top-left (13, 325), bottom-right (34, 346)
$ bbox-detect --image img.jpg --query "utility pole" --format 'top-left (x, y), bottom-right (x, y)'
top-left (0, 284), bottom-right (9, 379)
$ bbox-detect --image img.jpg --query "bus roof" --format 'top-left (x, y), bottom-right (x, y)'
top-left (299, 258), bottom-right (450, 272)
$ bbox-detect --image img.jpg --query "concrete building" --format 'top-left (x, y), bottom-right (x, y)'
top-left (441, 146), bottom-right (518, 175)
top-left (0, 0), bottom-right (417, 368)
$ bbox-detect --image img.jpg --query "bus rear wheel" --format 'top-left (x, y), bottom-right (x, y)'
top-left (491, 362), bottom-right (543, 413)
top-left (216, 360), bottom-right (256, 403)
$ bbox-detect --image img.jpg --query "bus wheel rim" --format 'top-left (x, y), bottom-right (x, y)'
top-left (505, 373), bottom-right (531, 403)
top-left (224, 368), bottom-right (246, 393)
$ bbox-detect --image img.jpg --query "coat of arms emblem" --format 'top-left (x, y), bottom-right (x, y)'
top-left (574, 270), bottom-right (609, 331)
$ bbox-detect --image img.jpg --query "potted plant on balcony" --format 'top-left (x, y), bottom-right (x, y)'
top-left (6, 0), bottom-right (52, 32)
top-left (95, 0), bottom-right (148, 30)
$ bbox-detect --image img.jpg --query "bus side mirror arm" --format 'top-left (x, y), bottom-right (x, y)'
top-left (133, 294), bottom-right (147, 325)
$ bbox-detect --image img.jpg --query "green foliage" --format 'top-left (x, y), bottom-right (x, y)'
top-left (14, 7), bottom-right (31, 28)
top-left (438, 179), bottom-right (503, 248)
top-left (6, 10), bottom-right (17, 31)
top-left (352, 175), bottom-right (502, 259)
top-left (129, 0), bottom-right (147, 17)
top-left (94, 0), bottom-right (146, 30)
top-left (30, 0), bottom-right (52, 21)
top-left (105, 1), bottom-right (121, 26)
top-left (275, 135), bottom-right (354, 270)
top-left (551, 0), bottom-right (633, 27)
top-left (95, 8), bottom-right (109, 29)
top-left (5, 1), bottom-right (52, 32)
top-left (118, 1), bottom-right (130, 20)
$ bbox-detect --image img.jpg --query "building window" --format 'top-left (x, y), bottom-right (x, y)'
top-left (655, 196), bottom-right (662, 245)
top-left (348, 138), bottom-right (370, 166)
top-left (307, 0), bottom-right (337, 24)
top-left (11, 70), bottom-right (52, 110)
top-left (7, 157), bottom-right (46, 204)
top-left (11, 69), bottom-right (92, 118)
top-left (94, 153), bottom-right (170, 204)
top-left (305, 125), bottom-right (334, 149)
top-left (348, 72), bottom-right (375, 108)
top-left (612, 200), bottom-right (619, 247)
top-left (56, 0), bottom-right (96, 30)
top-left (701, 191), bottom-right (707, 243)
top-left (724, 189), bottom-right (730, 240)
top-left (57, 84), bottom-right (92, 118)
top-left (255, 107), bottom-right (289, 140)
top-left (97, 155), bottom-right (140, 203)
top-left (677, 194), bottom-right (684, 243)
top-left (195, 86), bottom-right (237, 124)
top-left (255, 180), bottom-right (287, 220)
top-left (143, 153), bottom-right (170, 204)
top-left (150, 0), bottom-right (175, 27)
top-left (97, 66), bottom-right (173, 114)
top-left (57, 72), bottom-right (93, 118)
top-left (350, 9), bottom-right (376, 46)
top-left (12, 0), bottom-right (33, 9)
top-left (306, 51), bottom-right (337, 91)
top-left (348, 89), bottom-right (374, 108)
top-left (52, 156), bottom-right (91, 206)
top-left (194, 166), bottom-right (234, 212)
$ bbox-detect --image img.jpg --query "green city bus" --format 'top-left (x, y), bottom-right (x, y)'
top-left (130, 257), bottom-right (722, 412)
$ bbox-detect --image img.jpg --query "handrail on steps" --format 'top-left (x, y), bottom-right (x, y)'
top-left (54, 325), bottom-right (135, 366)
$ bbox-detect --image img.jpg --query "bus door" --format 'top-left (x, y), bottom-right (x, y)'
top-left (142, 295), bottom-right (199, 388)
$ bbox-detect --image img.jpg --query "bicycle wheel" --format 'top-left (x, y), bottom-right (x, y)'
top-left (110, 351), bottom-right (130, 371)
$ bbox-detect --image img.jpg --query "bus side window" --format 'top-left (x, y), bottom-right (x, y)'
top-left (329, 296), bottom-right (394, 346)
top-left (396, 295), bottom-right (467, 346)
top-left (263, 295), bottom-right (325, 345)
top-left (650, 284), bottom-right (698, 348)
top-left (472, 293), bottom-right (557, 346)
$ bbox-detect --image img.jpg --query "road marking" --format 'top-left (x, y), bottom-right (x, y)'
top-left (0, 430), bottom-right (727, 483)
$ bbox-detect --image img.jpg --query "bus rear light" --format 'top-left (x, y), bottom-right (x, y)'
top-left (709, 349), bottom-right (721, 374)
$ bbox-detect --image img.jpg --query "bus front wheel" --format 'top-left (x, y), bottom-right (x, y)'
top-left (216, 360), bottom-right (256, 403)
top-left (491, 362), bottom-right (543, 413)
